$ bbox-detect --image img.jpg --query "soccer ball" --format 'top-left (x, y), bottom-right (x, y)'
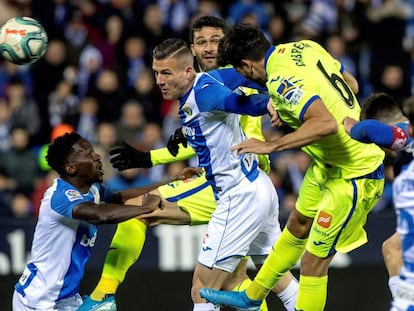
top-left (0, 16), bottom-right (48, 65)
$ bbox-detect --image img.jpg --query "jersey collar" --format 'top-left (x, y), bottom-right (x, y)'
top-left (264, 46), bottom-right (276, 78)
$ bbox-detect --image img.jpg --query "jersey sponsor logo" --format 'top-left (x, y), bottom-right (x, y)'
top-left (277, 47), bottom-right (285, 54)
top-left (313, 241), bottom-right (327, 246)
top-left (201, 233), bottom-right (212, 252)
top-left (80, 232), bottom-right (97, 247)
top-left (276, 78), bottom-right (304, 105)
top-left (317, 211), bottom-right (332, 228)
top-left (183, 126), bottom-right (195, 140)
top-left (182, 103), bottom-right (193, 116)
top-left (65, 189), bottom-right (83, 201)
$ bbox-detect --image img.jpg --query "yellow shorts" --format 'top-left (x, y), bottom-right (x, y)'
top-left (296, 163), bottom-right (384, 257)
top-left (158, 173), bottom-right (216, 225)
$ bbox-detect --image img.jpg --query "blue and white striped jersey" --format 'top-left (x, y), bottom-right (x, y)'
top-left (178, 69), bottom-right (269, 196)
top-left (14, 178), bottom-right (114, 309)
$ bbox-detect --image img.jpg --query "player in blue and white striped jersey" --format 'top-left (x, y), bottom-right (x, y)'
top-left (12, 132), bottom-right (198, 311)
top-left (152, 38), bottom-right (295, 311)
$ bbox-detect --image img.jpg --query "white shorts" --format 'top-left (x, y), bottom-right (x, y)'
top-left (12, 290), bottom-right (82, 311)
top-left (198, 170), bottom-right (281, 272)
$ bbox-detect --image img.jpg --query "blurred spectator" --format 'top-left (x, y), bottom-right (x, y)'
top-left (267, 14), bottom-right (291, 44)
top-left (0, 61), bottom-right (33, 97)
top-left (127, 66), bottom-right (163, 124)
top-left (0, 98), bottom-right (12, 153)
top-left (48, 80), bottom-right (80, 128)
top-left (157, 0), bottom-right (195, 36)
top-left (31, 0), bottom-right (76, 40)
top-left (91, 69), bottom-right (124, 122)
top-left (106, 168), bottom-right (152, 191)
top-left (0, 168), bottom-right (16, 217)
top-left (64, 9), bottom-right (91, 65)
top-left (10, 192), bottom-right (33, 218)
top-left (0, 126), bottom-right (41, 196)
top-left (5, 76), bottom-right (41, 140)
top-left (227, 0), bottom-right (271, 29)
top-left (298, 0), bottom-right (338, 41)
top-left (379, 64), bottom-right (410, 104)
top-left (115, 99), bottom-right (146, 144)
top-left (325, 33), bottom-right (357, 77)
top-left (93, 14), bottom-right (125, 70)
top-left (137, 122), bottom-right (165, 182)
top-left (31, 170), bottom-right (58, 216)
top-left (121, 36), bottom-right (147, 89)
top-left (138, 4), bottom-right (174, 61)
top-left (31, 39), bottom-right (68, 144)
top-left (367, 0), bottom-right (412, 101)
top-left (93, 122), bottom-right (118, 182)
top-left (77, 45), bottom-right (103, 98)
top-left (65, 96), bottom-right (99, 144)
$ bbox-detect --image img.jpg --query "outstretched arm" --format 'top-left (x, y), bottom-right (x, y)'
top-left (231, 99), bottom-right (338, 154)
top-left (343, 117), bottom-right (408, 150)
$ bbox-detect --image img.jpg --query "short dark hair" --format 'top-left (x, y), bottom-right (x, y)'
top-left (402, 95), bottom-right (414, 125)
top-left (189, 15), bottom-right (227, 43)
top-left (218, 23), bottom-right (270, 67)
top-left (360, 92), bottom-right (402, 122)
top-left (153, 38), bottom-right (190, 61)
top-left (46, 132), bottom-right (82, 175)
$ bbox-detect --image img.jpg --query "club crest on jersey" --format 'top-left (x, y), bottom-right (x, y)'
top-left (65, 189), bottom-right (83, 201)
top-left (182, 103), bottom-right (193, 116)
top-left (277, 78), bottom-right (304, 105)
top-left (317, 211), bottom-right (332, 228)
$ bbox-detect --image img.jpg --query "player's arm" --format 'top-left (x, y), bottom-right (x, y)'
top-left (72, 194), bottom-right (162, 224)
top-left (109, 141), bottom-right (196, 171)
top-left (231, 98), bottom-right (338, 154)
top-left (72, 167), bottom-right (202, 224)
top-left (343, 117), bottom-right (408, 150)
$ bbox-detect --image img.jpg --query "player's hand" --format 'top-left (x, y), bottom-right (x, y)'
top-left (167, 127), bottom-right (187, 157)
top-left (141, 193), bottom-right (163, 212)
top-left (109, 141), bottom-right (152, 170)
top-left (342, 117), bottom-right (358, 135)
top-left (175, 167), bottom-right (203, 180)
top-left (230, 138), bottom-right (273, 155)
top-left (268, 100), bottom-right (284, 128)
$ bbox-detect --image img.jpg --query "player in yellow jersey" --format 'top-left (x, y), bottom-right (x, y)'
top-left (78, 17), bottom-right (298, 311)
top-left (200, 23), bottom-right (385, 311)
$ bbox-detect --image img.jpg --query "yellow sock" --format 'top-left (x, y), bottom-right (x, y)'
top-left (295, 275), bottom-right (328, 311)
top-left (246, 228), bottom-right (306, 300)
top-left (232, 278), bottom-right (268, 311)
top-left (90, 218), bottom-right (147, 301)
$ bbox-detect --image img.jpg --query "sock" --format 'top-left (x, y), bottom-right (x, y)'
top-left (232, 278), bottom-right (268, 311)
top-left (295, 275), bottom-right (328, 311)
top-left (247, 228), bottom-right (306, 300)
top-left (193, 302), bottom-right (220, 310)
top-left (388, 275), bottom-right (400, 298)
top-left (90, 218), bottom-right (147, 301)
top-left (277, 277), bottom-right (298, 311)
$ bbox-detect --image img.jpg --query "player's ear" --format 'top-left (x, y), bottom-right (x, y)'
top-left (408, 124), bottom-right (414, 138)
top-left (64, 163), bottom-right (77, 175)
top-left (184, 65), bottom-right (195, 76)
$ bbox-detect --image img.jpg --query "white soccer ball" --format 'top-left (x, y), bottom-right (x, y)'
top-left (0, 16), bottom-right (48, 65)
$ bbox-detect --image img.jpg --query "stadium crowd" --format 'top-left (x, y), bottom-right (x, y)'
top-left (0, 0), bottom-right (413, 219)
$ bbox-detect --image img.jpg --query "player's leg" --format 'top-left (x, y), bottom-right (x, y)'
top-left (78, 216), bottom-right (148, 310)
top-left (197, 171), bottom-right (280, 310)
top-left (382, 232), bottom-right (402, 297)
